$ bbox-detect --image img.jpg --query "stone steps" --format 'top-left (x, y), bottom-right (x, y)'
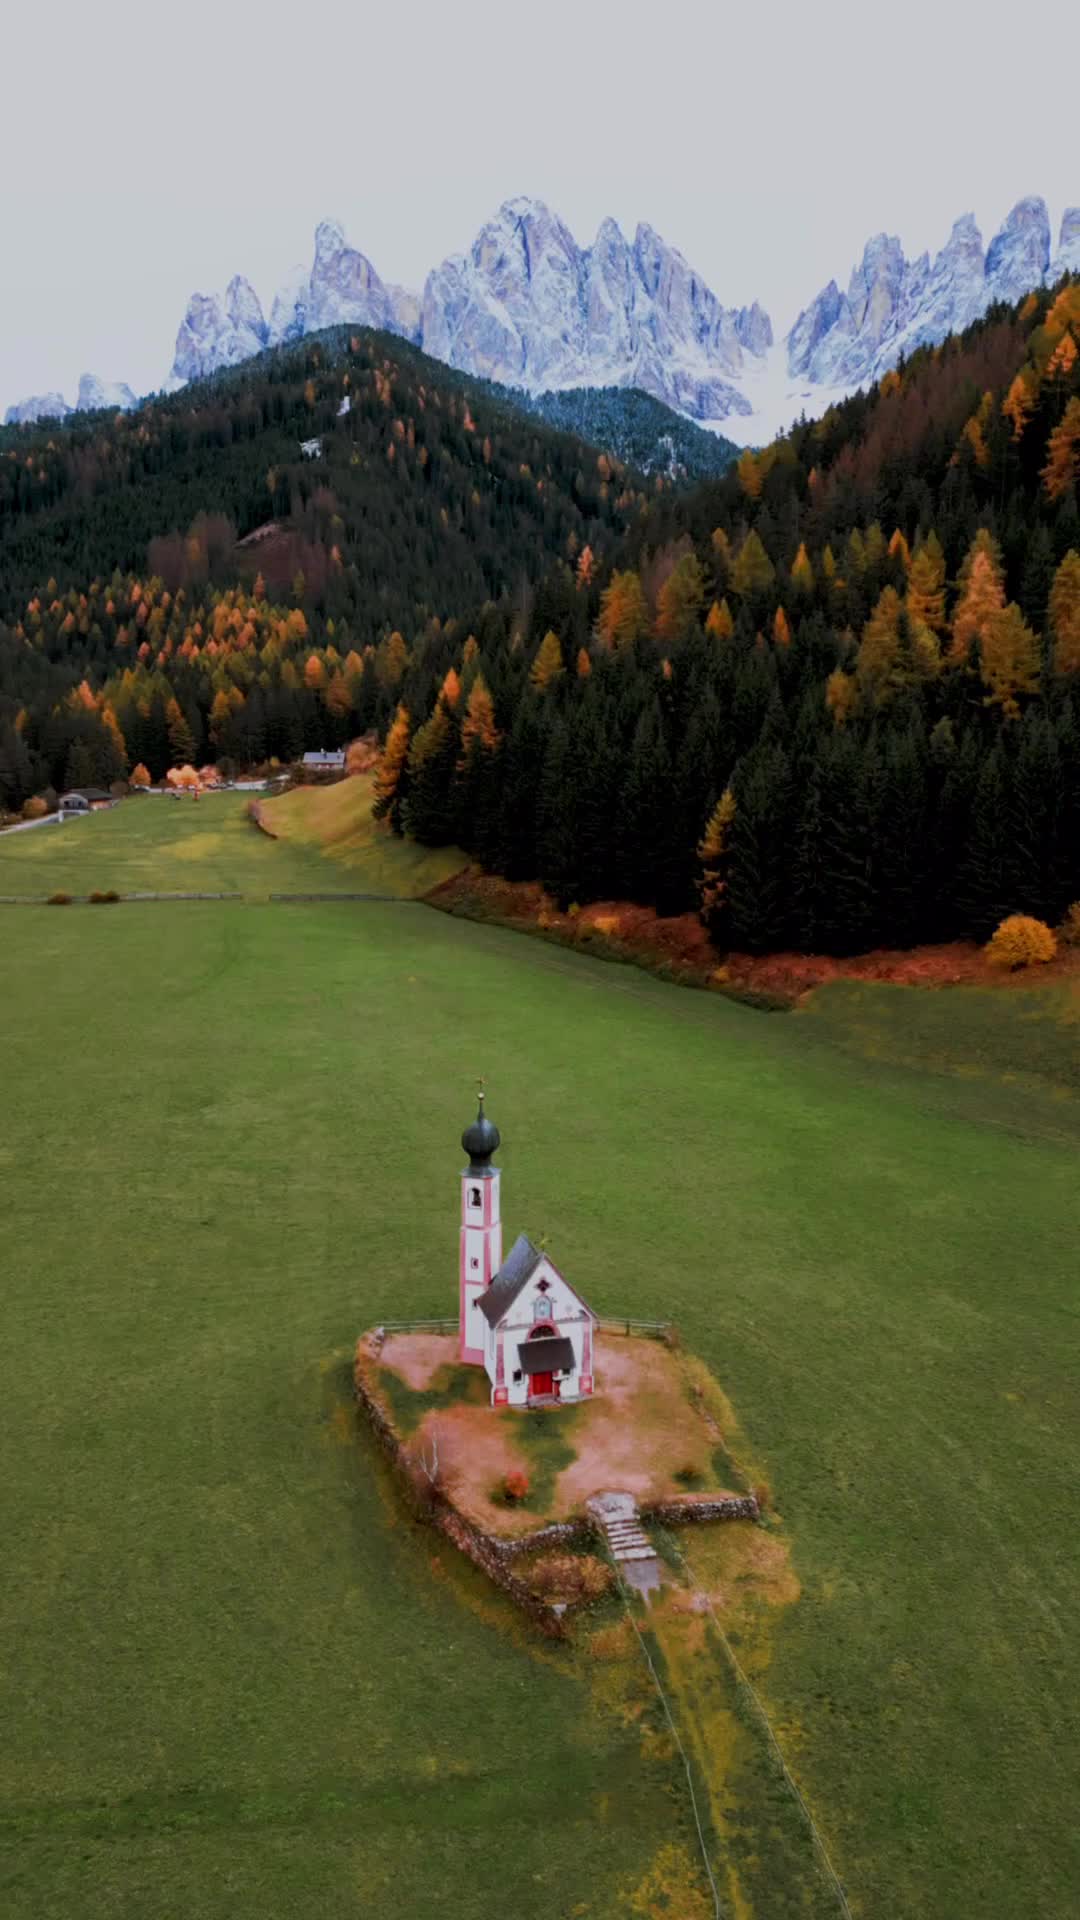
top-left (587, 1491), bottom-right (660, 1569)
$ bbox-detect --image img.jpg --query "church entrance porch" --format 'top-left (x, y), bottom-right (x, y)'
top-left (519, 1328), bottom-right (574, 1406)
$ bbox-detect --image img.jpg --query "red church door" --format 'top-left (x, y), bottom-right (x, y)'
top-left (531, 1370), bottom-right (554, 1397)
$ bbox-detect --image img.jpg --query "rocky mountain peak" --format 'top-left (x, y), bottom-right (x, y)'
top-left (984, 195), bottom-right (1051, 303)
top-left (1053, 207), bottom-right (1080, 276)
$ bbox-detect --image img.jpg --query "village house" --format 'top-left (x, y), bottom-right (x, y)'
top-left (58, 788), bottom-right (115, 816)
top-left (300, 749), bottom-right (346, 772)
top-left (458, 1092), bottom-right (597, 1408)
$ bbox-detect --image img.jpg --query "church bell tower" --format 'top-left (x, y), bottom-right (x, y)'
top-left (459, 1089), bottom-right (502, 1365)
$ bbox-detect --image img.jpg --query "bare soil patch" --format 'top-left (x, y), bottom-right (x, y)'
top-left (380, 1331), bottom-right (457, 1391)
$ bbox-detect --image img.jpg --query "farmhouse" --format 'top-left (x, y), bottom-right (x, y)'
top-left (458, 1093), bottom-right (596, 1408)
top-left (301, 749), bottom-right (346, 771)
top-left (58, 788), bottom-right (115, 815)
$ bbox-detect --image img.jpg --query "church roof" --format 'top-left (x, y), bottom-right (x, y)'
top-left (517, 1336), bottom-right (575, 1375)
top-left (476, 1233), bottom-right (543, 1327)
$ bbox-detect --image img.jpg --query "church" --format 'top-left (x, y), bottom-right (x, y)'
top-left (457, 1091), bottom-right (597, 1408)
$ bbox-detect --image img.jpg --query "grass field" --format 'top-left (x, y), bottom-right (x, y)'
top-left (1, 796), bottom-right (1078, 1917)
top-left (0, 779), bottom-right (461, 899)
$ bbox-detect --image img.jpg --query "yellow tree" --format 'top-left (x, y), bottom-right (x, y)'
top-left (208, 688), bottom-right (233, 745)
top-left (949, 532), bottom-right (1005, 663)
top-left (1002, 373), bottom-right (1035, 440)
top-left (858, 587), bottom-right (938, 702)
top-left (596, 569), bottom-right (649, 649)
top-left (372, 704), bottom-right (411, 819)
top-left (102, 703), bottom-right (128, 773)
top-left (737, 450), bottom-right (763, 499)
top-left (772, 606), bottom-right (792, 648)
top-left (1048, 550), bottom-right (1080, 673)
top-left (130, 762), bottom-right (151, 788)
top-left (697, 787), bottom-right (735, 929)
top-left (459, 673), bottom-right (500, 757)
top-left (732, 529), bottom-right (775, 597)
top-left (1046, 331), bottom-right (1078, 381)
top-left (825, 668), bottom-right (858, 727)
top-left (907, 533), bottom-right (947, 633)
top-left (575, 544), bottom-right (595, 589)
top-left (375, 630), bottom-right (409, 690)
top-left (888, 528), bottom-right (911, 569)
top-left (705, 598), bottom-right (734, 642)
top-left (530, 630), bottom-right (565, 691)
top-left (655, 553), bottom-right (706, 642)
top-left (710, 526), bottom-right (732, 584)
top-left (439, 666), bottom-right (462, 710)
top-left (576, 647), bottom-right (592, 678)
top-left (789, 542), bottom-right (814, 596)
top-left (1042, 397), bottom-right (1080, 501)
top-left (981, 604), bottom-right (1041, 717)
top-left (304, 652), bottom-right (327, 692)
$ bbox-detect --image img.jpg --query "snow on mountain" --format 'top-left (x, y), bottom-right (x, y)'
top-left (171, 198), bottom-right (772, 422)
top-left (785, 196), bottom-right (1064, 392)
top-left (4, 377), bottom-right (136, 426)
top-left (172, 275), bottom-right (270, 383)
top-left (1053, 207), bottom-right (1080, 276)
top-left (418, 197), bottom-right (768, 418)
top-left (76, 373), bottom-right (138, 412)
top-left (268, 263), bottom-right (309, 348)
top-left (8, 192), bottom-right (1079, 445)
top-left (4, 391), bottom-right (71, 426)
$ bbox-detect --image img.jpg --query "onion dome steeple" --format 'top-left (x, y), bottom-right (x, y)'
top-left (462, 1085), bottom-right (500, 1172)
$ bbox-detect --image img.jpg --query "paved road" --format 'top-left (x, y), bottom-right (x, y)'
top-left (0, 813), bottom-right (63, 837)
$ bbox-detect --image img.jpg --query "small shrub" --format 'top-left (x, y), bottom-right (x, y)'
top-left (674, 1463), bottom-right (702, 1487)
top-left (22, 795), bottom-right (48, 820)
top-left (1059, 902), bottom-right (1080, 948)
top-left (47, 892), bottom-right (72, 905)
top-left (88, 890), bottom-right (120, 904)
top-left (753, 1482), bottom-right (771, 1512)
top-left (985, 914), bottom-right (1057, 970)
top-left (591, 913), bottom-right (621, 938)
top-left (528, 1553), bottom-right (611, 1603)
top-left (503, 1468), bottom-right (530, 1504)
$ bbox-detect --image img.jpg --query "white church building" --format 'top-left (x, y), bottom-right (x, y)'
top-left (457, 1092), bottom-right (597, 1408)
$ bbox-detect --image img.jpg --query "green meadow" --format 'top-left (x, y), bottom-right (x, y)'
top-left (1, 796), bottom-right (1078, 1917)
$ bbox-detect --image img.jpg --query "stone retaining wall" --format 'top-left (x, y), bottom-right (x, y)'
top-left (353, 1331), bottom-right (759, 1631)
top-left (354, 1334), bottom-right (569, 1636)
top-left (644, 1493), bottom-right (760, 1525)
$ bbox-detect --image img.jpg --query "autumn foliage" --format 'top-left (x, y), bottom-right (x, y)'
top-left (985, 915), bottom-right (1057, 969)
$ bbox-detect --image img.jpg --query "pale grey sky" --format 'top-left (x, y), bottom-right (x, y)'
top-left (3, 0), bottom-right (1077, 409)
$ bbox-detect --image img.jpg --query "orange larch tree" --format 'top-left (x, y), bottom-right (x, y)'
top-left (949, 532), bottom-right (1006, 663)
top-left (1048, 551), bottom-right (1080, 674)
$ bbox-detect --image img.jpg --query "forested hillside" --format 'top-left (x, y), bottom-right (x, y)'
top-left (0, 328), bottom-right (650, 796)
top-left (3, 284), bottom-right (1080, 954)
top-left (508, 386), bottom-right (739, 479)
top-left (375, 281), bottom-right (1080, 951)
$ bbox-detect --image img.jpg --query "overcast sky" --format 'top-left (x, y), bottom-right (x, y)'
top-left (3, 0), bottom-right (1077, 410)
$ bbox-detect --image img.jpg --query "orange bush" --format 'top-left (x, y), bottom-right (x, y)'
top-left (985, 915), bottom-right (1057, 969)
top-left (503, 1469), bottom-right (530, 1503)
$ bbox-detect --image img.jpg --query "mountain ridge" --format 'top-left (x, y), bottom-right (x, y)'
top-left (6, 194), bottom-right (1079, 438)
